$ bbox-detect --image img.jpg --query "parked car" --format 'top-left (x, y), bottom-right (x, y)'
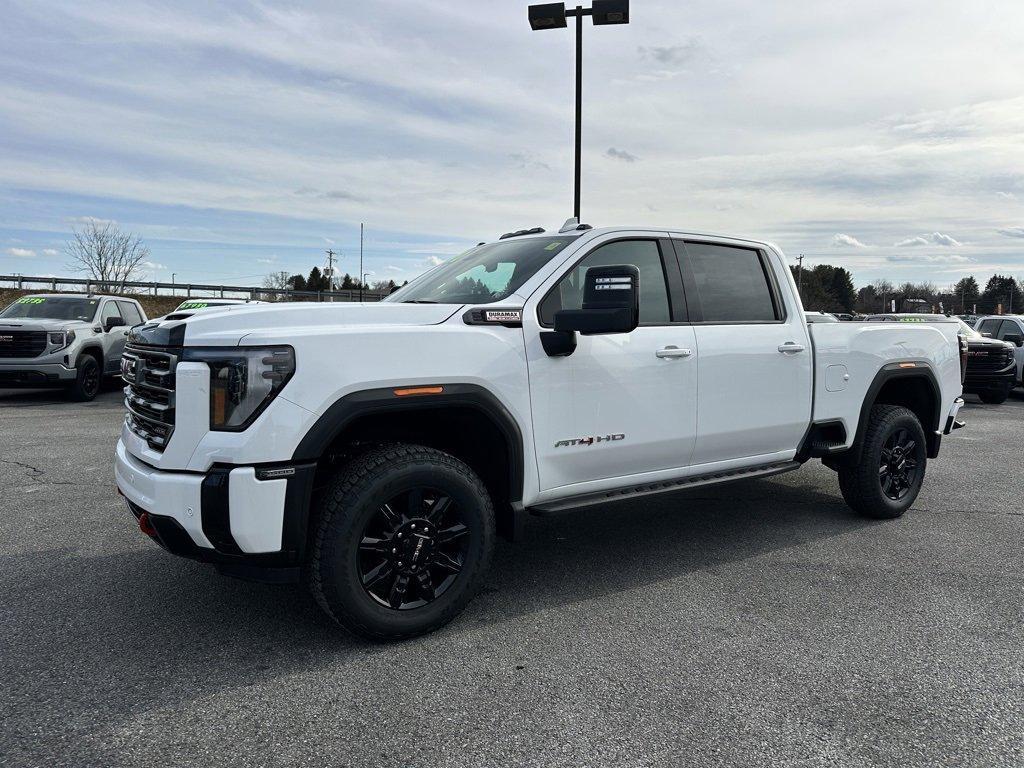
top-left (867, 313), bottom-right (1015, 404)
top-left (975, 315), bottom-right (1024, 388)
top-left (0, 293), bottom-right (147, 400)
top-left (805, 311), bottom-right (839, 323)
top-left (116, 225), bottom-right (964, 640)
top-left (160, 298), bottom-right (264, 321)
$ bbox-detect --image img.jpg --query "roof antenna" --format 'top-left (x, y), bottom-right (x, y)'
top-left (558, 217), bottom-right (579, 233)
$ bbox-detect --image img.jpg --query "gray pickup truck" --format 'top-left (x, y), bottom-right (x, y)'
top-left (0, 293), bottom-right (147, 400)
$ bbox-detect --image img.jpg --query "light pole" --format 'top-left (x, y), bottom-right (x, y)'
top-left (361, 271), bottom-right (374, 302)
top-left (171, 272), bottom-right (176, 297)
top-left (528, 1), bottom-right (629, 220)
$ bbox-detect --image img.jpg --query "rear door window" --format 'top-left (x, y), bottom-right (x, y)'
top-left (978, 318), bottom-right (1001, 336)
top-left (118, 301), bottom-right (143, 325)
top-left (679, 242), bottom-right (781, 323)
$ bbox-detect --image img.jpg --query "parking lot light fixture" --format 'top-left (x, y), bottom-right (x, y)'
top-left (527, 1), bottom-right (629, 220)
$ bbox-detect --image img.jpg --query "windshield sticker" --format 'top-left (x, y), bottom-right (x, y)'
top-left (544, 242), bottom-right (563, 251)
top-left (898, 317), bottom-right (927, 322)
top-left (178, 302), bottom-right (209, 309)
top-left (17, 297), bottom-right (45, 304)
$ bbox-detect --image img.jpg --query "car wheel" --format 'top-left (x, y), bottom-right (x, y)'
top-left (978, 387), bottom-right (1010, 405)
top-left (310, 444), bottom-right (495, 641)
top-left (838, 404), bottom-right (927, 520)
top-left (68, 354), bottom-right (101, 402)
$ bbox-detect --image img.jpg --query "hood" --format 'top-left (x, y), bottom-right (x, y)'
top-left (131, 302), bottom-right (464, 347)
top-left (0, 317), bottom-right (91, 332)
top-left (966, 336), bottom-right (1012, 350)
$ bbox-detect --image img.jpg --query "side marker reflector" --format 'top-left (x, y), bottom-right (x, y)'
top-left (898, 362), bottom-right (917, 368)
top-left (394, 386), bottom-right (444, 397)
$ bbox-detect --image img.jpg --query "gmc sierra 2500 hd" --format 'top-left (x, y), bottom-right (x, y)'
top-left (115, 224), bottom-right (965, 640)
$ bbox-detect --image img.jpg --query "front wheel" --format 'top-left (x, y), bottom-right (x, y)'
top-left (838, 405), bottom-right (927, 519)
top-left (310, 444), bottom-right (495, 641)
top-left (978, 387), bottom-right (1010, 405)
top-left (68, 354), bottom-right (101, 401)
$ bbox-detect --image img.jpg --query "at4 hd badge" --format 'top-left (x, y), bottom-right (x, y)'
top-left (555, 433), bottom-right (625, 448)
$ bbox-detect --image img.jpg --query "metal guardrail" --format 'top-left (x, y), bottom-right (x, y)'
top-left (0, 274), bottom-right (389, 302)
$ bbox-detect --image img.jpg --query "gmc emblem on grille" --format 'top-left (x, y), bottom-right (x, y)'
top-left (121, 357), bottom-right (137, 378)
top-left (0, 335), bottom-right (13, 343)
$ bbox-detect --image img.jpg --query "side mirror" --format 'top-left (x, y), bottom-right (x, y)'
top-left (1004, 334), bottom-right (1024, 347)
top-left (104, 316), bottom-right (126, 332)
top-left (553, 264), bottom-right (640, 335)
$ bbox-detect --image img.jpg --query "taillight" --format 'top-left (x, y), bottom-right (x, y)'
top-left (959, 336), bottom-right (968, 384)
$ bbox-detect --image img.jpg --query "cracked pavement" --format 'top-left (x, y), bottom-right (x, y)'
top-left (1, 386), bottom-right (1022, 767)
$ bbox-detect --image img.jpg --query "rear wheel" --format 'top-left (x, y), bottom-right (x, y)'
top-left (838, 405), bottom-right (926, 519)
top-left (310, 444), bottom-right (495, 641)
top-left (68, 354), bottom-right (101, 401)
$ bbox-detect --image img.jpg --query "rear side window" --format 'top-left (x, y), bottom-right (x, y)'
top-left (539, 239), bottom-right (671, 326)
top-left (997, 319), bottom-right (1022, 340)
top-left (682, 242), bottom-right (780, 323)
top-left (118, 301), bottom-right (143, 325)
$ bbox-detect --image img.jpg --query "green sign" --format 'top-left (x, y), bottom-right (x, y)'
top-left (16, 297), bottom-right (45, 304)
top-left (178, 302), bottom-right (209, 310)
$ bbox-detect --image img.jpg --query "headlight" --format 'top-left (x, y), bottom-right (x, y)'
top-left (48, 330), bottom-right (75, 349)
top-left (182, 346), bottom-right (295, 431)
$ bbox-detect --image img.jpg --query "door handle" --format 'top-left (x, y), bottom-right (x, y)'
top-left (778, 342), bottom-right (805, 354)
top-left (656, 346), bottom-right (692, 359)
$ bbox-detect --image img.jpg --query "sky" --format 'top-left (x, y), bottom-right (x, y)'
top-left (2, 0), bottom-right (1024, 290)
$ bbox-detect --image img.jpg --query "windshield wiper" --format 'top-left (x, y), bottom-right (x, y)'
top-left (401, 299), bottom-right (440, 304)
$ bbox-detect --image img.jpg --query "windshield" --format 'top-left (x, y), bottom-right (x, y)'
top-left (953, 319), bottom-right (981, 338)
top-left (0, 296), bottom-right (99, 322)
top-left (386, 236), bottom-right (578, 305)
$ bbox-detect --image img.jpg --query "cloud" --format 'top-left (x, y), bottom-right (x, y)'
top-left (4, 247), bottom-right (36, 258)
top-left (638, 40), bottom-right (706, 68)
top-left (606, 147), bottom-right (639, 163)
top-left (295, 188), bottom-right (361, 202)
top-left (997, 227), bottom-right (1024, 238)
top-left (385, 265), bottom-right (403, 273)
top-left (141, 260), bottom-right (166, 270)
top-left (509, 153), bottom-right (552, 172)
top-left (830, 234), bottom-right (869, 248)
top-left (894, 232), bottom-right (961, 247)
top-left (996, 191), bottom-right (1017, 200)
top-left (425, 255), bottom-right (444, 267)
top-left (885, 254), bottom-right (972, 264)
top-left (256, 256), bottom-right (277, 264)
top-left (69, 216), bottom-right (115, 227)
top-left (42, 248), bottom-right (58, 256)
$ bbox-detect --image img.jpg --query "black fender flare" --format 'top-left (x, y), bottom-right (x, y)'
top-left (75, 343), bottom-right (104, 370)
top-left (850, 362), bottom-right (943, 462)
top-left (291, 383), bottom-right (525, 503)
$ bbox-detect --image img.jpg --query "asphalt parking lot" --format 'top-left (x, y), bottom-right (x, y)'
top-left (1, 386), bottom-right (1022, 768)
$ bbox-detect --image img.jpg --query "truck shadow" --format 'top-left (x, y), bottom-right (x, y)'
top-left (3, 474), bottom-right (871, 760)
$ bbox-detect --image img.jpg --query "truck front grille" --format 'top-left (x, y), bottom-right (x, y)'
top-left (966, 345), bottom-right (1013, 372)
top-left (122, 344), bottom-right (177, 451)
top-left (0, 330), bottom-right (48, 358)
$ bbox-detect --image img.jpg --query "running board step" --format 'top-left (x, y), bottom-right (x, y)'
top-left (529, 461), bottom-right (801, 516)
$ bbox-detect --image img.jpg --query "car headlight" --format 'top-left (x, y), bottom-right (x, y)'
top-left (48, 330), bottom-right (75, 350)
top-left (182, 346), bottom-right (295, 431)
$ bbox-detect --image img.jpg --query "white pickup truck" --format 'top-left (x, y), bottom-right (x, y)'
top-left (115, 224), bottom-right (965, 640)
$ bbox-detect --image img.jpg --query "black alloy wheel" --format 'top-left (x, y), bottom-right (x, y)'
top-left (358, 487), bottom-right (469, 610)
top-left (878, 427), bottom-right (919, 501)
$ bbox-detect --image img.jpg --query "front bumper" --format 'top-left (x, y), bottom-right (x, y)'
top-left (964, 365), bottom-right (1016, 392)
top-left (115, 439), bottom-right (315, 579)
top-left (0, 362), bottom-right (77, 387)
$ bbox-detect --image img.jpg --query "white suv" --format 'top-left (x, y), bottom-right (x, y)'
top-left (975, 315), bottom-right (1024, 387)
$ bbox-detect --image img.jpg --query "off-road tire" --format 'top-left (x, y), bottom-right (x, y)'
top-left (310, 444), bottom-right (495, 641)
top-left (838, 404), bottom-right (926, 519)
top-left (68, 354), bottom-right (101, 402)
top-left (978, 387), bottom-right (1010, 405)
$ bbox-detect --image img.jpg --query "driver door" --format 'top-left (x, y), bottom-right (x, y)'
top-left (523, 235), bottom-right (699, 495)
top-left (99, 300), bottom-right (128, 373)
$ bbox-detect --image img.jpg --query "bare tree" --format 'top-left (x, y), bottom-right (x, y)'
top-left (65, 220), bottom-right (150, 293)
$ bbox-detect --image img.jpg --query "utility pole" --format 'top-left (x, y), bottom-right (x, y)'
top-left (359, 223), bottom-right (364, 303)
top-left (324, 248), bottom-right (339, 302)
top-left (796, 254), bottom-right (804, 298)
